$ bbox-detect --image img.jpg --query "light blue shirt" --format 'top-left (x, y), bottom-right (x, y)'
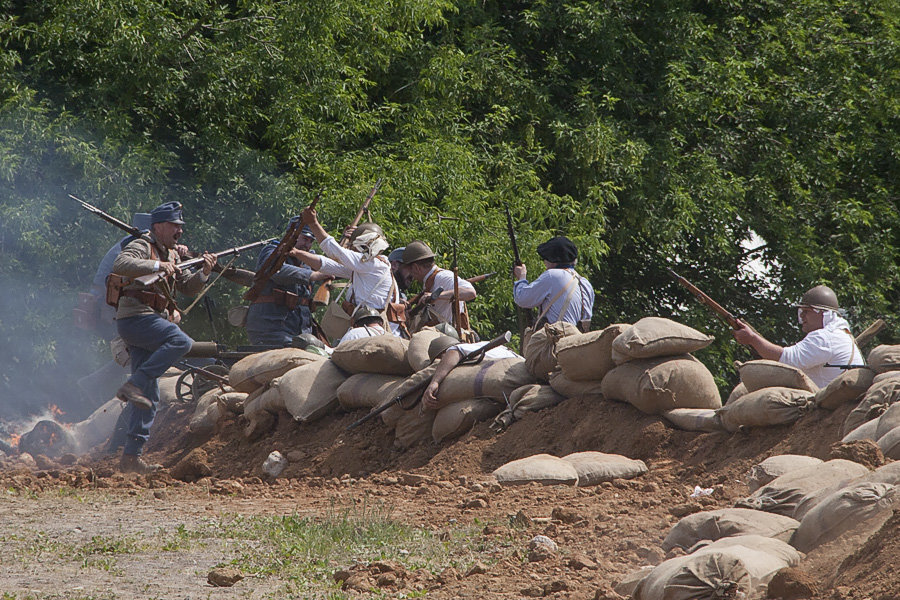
top-left (513, 268), bottom-right (594, 325)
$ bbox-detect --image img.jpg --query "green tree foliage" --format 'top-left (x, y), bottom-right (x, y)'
top-left (1, 0), bottom-right (898, 413)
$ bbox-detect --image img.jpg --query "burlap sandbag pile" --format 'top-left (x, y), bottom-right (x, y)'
top-left (630, 535), bottom-right (801, 600)
top-left (523, 321), bottom-right (580, 382)
top-left (599, 318), bottom-right (721, 417)
top-left (491, 383), bottom-right (567, 431)
top-left (840, 371), bottom-right (900, 447)
top-left (228, 348), bottom-right (326, 393)
top-left (492, 451), bottom-right (647, 487)
top-left (715, 361), bottom-right (817, 432)
top-left (189, 388), bottom-right (247, 436)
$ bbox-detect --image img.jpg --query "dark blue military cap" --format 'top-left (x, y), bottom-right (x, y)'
top-left (288, 216), bottom-right (314, 239)
top-left (150, 201), bottom-right (185, 225)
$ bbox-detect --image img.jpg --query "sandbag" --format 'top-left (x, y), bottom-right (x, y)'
top-left (726, 381), bottom-right (748, 405)
top-left (560, 452), bottom-right (647, 486)
top-left (336, 373), bottom-right (406, 410)
top-left (492, 384), bottom-right (566, 431)
top-left (662, 408), bottom-right (723, 432)
top-left (633, 535), bottom-right (801, 600)
top-left (242, 380), bottom-right (284, 419)
top-left (868, 345), bottom-right (900, 374)
top-left (548, 372), bottom-right (603, 400)
top-left (524, 321), bottom-right (579, 382)
top-left (877, 425), bottom-right (900, 460)
top-left (406, 327), bottom-right (442, 372)
top-left (434, 358), bottom-right (534, 408)
top-left (875, 402), bottom-right (900, 440)
top-left (556, 323), bottom-right (629, 381)
top-left (189, 388), bottom-right (223, 435)
top-left (331, 335), bottom-right (413, 376)
top-left (601, 355), bottom-right (721, 414)
top-left (737, 359), bottom-right (818, 393)
top-left (736, 459), bottom-right (870, 517)
top-left (865, 461), bottom-right (900, 486)
top-left (432, 398), bottom-right (500, 443)
top-left (279, 360), bottom-right (348, 422)
top-left (717, 387), bottom-right (814, 432)
top-left (662, 508), bottom-right (800, 552)
top-left (814, 368), bottom-right (875, 410)
top-left (393, 406), bottom-right (435, 449)
top-left (68, 398), bottom-right (125, 454)
top-left (747, 455), bottom-right (824, 493)
top-left (791, 482), bottom-right (897, 553)
top-left (841, 374), bottom-right (900, 437)
top-left (216, 391), bottom-right (248, 415)
top-left (841, 419), bottom-right (879, 443)
top-left (158, 368), bottom-right (182, 405)
top-left (611, 317), bottom-right (713, 363)
top-left (492, 454), bottom-right (579, 486)
top-left (228, 348), bottom-right (324, 393)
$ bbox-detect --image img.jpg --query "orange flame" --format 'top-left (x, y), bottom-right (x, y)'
top-left (49, 404), bottom-right (65, 417)
top-left (8, 433), bottom-right (20, 448)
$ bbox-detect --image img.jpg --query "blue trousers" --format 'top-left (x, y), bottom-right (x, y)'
top-left (116, 313), bottom-right (193, 455)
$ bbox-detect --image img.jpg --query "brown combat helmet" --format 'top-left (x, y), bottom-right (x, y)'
top-left (401, 240), bottom-right (435, 265)
top-left (349, 222), bottom-right (384, 243)
top-left (351, 306), bottom-right (385, 327)
top-left (796, 285), bottom-right (840, 311)
top-left (428, 335), bottom-right (461, 362)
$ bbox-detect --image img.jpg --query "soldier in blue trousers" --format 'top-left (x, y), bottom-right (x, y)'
top-left (111, 202), bottom-right (216, 474)
top-left (245, 218), bottom-right (328, 346)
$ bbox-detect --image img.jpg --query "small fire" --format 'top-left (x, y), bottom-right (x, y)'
top-left (48, 405), bottom-right (65, 418)
top-left (8, 433), bottom-right (20, 448)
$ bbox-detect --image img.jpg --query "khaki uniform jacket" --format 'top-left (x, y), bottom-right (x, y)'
top-left (112, 233), bottom-right (207, 320)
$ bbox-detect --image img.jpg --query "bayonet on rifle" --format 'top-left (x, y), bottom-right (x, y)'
top-left (70, 194), bottom-right (142, 238)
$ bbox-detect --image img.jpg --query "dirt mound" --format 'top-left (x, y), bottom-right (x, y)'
top-left (2, 393), bottom-right (896, 600)
top-left (829, 511), bottom-right (900, 599)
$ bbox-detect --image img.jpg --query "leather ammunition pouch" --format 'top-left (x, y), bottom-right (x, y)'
top-left (122, 289), bottom-right (172, 313)
top-left (105, 274), bottom-right (131, 308)
top-left (385, 301), bottom-right (408, 326)
top-left (252, 288), bottom-right (307, 310)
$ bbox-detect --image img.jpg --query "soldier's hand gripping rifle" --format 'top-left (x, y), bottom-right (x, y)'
top-left (505, 205), bottom-right (532, 350)
top-left (407, 286), bottom-right (444, 319)
top-left (311, 178), bottom-right (384, 308)
top-left (133, 240), bottom-right (268, 287)
top-left (72, 194), bottom-right (265, 289)
top-left (243, 193), bottom-right (322, 303)
top-left (667, 267), bottom-right (760, 358)
top-left (346, 330), bottom-right (512, 431)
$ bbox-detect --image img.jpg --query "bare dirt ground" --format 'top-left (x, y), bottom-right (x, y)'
top-left (1, 395), bottom-right (899, 599)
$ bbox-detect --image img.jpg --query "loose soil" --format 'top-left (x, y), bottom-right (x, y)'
top-left (1, 395), bottom-right (899, 599)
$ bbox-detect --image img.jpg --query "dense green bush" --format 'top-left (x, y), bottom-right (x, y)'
top-left (1, 0), bottom-right (897, 417)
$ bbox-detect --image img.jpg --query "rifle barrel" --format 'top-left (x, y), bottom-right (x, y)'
top-left (70, 194), bottom-right (142, 237)
top-left (135, 240), bottom-right (268, 287)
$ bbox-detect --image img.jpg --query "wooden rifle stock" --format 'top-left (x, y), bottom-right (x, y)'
top-left (245, 193), bottom-right (321, 302)
top-left (466, 272), bottom-right (496, 285)
top-left (667, 267), bottom-right (760, 358)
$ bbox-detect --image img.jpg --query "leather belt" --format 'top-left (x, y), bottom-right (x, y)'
top-left (252, 289), bottom-right (308, 310)
top-left (122, 289), bottom-right (170, 312)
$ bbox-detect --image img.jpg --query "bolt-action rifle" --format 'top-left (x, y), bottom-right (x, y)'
top-left (135, 240), bottom-right (268, 288)
top-left (71, 194), bottom-right (265, 289)
top-left (466, 272), bottom-right (496, 285)
top-left (244, 193), bottom-right (321, 303)
top-left (666, 267), bottom-right (760, 358)
top-left (504, 205), bottom-right (532, 350)
top-left (311, 178), bottom-right (383, 308)
top-left (346, 331), bottom-right (512, 431)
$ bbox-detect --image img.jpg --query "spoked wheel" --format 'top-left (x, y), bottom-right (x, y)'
top-left (175, 364), bottom-right (229, 403)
